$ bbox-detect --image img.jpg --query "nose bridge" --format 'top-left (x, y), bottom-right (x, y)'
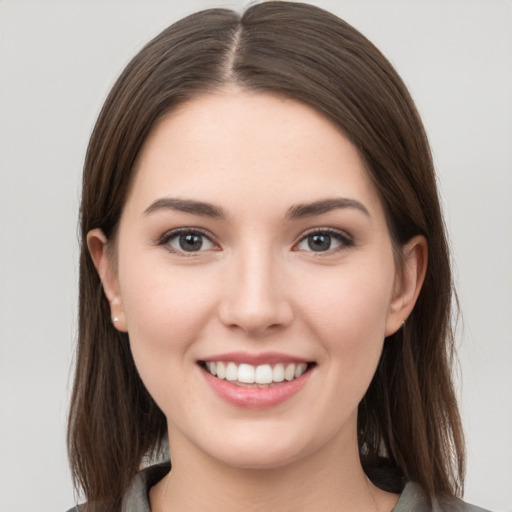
top-left (219, 241), bottom-right (292, 335)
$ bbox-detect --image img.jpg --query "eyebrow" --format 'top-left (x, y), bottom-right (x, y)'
top-left (286, 198), bottom-right (370, 219)
top-left (143, 196), bottom-right (369, 220)
top-left (144, 198), bottom-right (226, 218)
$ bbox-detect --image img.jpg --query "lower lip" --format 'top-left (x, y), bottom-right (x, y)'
top-left (201, 366), bottom-right (312, 408)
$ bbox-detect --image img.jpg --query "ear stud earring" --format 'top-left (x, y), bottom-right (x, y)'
top-left (112, 317), bottom-right (119, 323)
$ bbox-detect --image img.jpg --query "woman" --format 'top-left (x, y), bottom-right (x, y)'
top-left (67, 2), bottom-right (490, 511)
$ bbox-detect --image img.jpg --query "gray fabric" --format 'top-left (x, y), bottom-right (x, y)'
top-left (392, 481), bottom-right (491, 512)
top-left (68, 463), bottom-right (492, 512)
top-left (119, 462), bottom-right (165, 512)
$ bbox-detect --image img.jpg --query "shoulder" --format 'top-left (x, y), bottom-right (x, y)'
top-left (65, 462), bottom-right (170, 512)
top-left (121, 461), bottom-right (170, 511)
top-left (395, 482), bottom-right (493, 512)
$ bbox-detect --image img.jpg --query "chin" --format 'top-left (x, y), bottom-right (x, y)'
top-left (195, 426), bottom-right (324, 471)
top-left (212, 444), bottom-right (305, 471)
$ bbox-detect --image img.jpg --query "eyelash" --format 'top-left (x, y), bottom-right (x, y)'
top-left (156, 227), bottom-right (354, 256)
top-left (156, 228), bottom-right (218, 256)
top-left (294, 228), bottom-right (354, 254)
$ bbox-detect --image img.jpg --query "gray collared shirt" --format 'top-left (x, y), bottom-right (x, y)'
top-left (68, 463), bottom-right (492, 512)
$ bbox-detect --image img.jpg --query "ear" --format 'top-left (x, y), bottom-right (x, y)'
top-left (385, 235), bottom-right (428, 336)
top-left (87, 228), bottom-right (127, 332)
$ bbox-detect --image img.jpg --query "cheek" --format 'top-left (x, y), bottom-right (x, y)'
top-left (117, 255), bottom-right (220, 394)
top-left (120, 251), bottom-right (218, 335)
top-left (299, 257), bottom-right (395, 373)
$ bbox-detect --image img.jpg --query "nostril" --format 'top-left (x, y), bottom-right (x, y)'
top-left (217, 265), bottom-right (293, 334)
top-left (218, 299), bottom-right (294, 336)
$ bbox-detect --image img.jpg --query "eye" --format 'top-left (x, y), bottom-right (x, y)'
top-left (295, 229), bottom-right (353, 253)
top-left (158, 229), bottom-right (217, 254)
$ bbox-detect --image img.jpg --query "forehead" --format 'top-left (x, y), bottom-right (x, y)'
top-left (128, 90), bottom-right (384, 219)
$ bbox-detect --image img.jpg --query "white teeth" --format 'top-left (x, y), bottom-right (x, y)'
top-left (238, 363), bottom-right (255, 383)
top-left (216, 361), bottom-right (226, 379)
top-left (205, 361), bottom-right (309, 384)
top-left (255, 364), bottom-right (273, 384)
top-left (272, 363), bottom-right (285, 382)
top-left (206, 361), bottom-right (217, 376)
top-left (226, 362), bottom-right (238, 381)
top-left (284, 363), bottom-right (296, 381)
top-left (295, 363), bottom-right (307, 378)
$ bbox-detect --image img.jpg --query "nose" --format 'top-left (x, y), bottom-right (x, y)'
top-left (218, 247), bottom-right (293, 337)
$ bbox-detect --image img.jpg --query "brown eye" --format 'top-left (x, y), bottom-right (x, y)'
top-left (295, 229), bottom-right (352, 253)
top-left (307, 233), bottom-right (333, 252)
top-left (160, 229), bottom-right (216, 254)
top-left (178, 233), bottom-right (204, 252)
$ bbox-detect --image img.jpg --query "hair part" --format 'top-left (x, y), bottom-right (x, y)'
top-left (68, 2), bottom-right (464, 508)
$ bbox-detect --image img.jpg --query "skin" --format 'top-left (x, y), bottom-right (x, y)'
top-left (89, 89), bottom-right (427, 512)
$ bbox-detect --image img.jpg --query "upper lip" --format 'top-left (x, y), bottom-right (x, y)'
top-left (198, 351), bottom-right (312, 366)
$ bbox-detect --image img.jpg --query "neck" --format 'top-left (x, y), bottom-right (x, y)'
top-left (150, 428), bottom-right (398, 512)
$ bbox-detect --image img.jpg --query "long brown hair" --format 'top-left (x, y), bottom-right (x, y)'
top-left (68, 1), bottom-right (465, 508)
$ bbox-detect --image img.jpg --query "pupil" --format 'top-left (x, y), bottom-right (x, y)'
top-left (180, 233), bottom-right (202, 252)
top-left (308, 234), bottom-right (331, 251)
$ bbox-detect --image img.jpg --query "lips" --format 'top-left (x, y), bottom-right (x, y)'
top-left (198, 353), bottom-right (315, 408)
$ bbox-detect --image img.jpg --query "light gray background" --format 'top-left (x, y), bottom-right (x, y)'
top-left (0, 1), bottom-right (510, 511)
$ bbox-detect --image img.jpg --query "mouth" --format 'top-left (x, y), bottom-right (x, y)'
top-left (198, 360), bottom-right (316, 388)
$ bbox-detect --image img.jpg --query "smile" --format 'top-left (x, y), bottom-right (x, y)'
top-left (203, 361), bottom-right (309, 387)
top-left (199, 356), bottom-right (315, 408)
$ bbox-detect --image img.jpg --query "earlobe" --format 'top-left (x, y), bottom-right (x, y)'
top-left (385, 235), bottom-right (428, 336)
top-left (87, 229), bottom-right (127, 332)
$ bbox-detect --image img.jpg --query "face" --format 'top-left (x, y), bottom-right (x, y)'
top-left (90, 90), bottom-right (423, 471)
